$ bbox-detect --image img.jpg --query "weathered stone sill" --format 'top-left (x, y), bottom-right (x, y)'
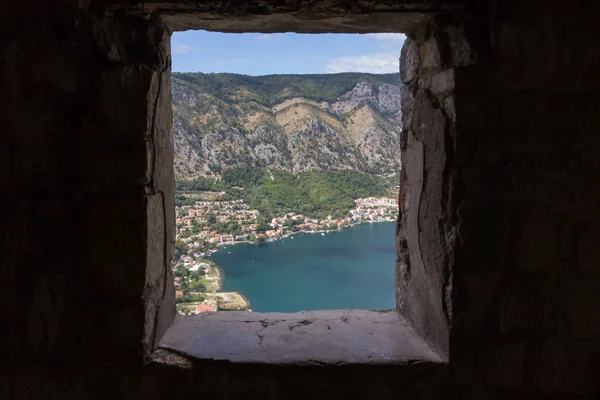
top-left (157, 309), bottom-right (444, 365)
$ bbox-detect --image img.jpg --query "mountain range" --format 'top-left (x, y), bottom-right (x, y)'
top-left (171, 72), bottom-right (402, 180)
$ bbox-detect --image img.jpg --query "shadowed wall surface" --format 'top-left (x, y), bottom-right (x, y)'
top-left (1, 0), bottom-right (600, 399)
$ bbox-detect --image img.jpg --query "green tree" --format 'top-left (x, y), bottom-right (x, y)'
top-left (207, 213), bottom-right (217, 224)
top-left (173, 239), bottom-right (187, 261)
top-left (189, 281), bottom-right (207, 292)
top-left (256, 221), bottom-right (270, 233)
top-left (190, 219), bottom-right (201, 234)
top-left (226, 222), bottom-right (240, 234)
top-left (212, 222), bottom-right (224, 232)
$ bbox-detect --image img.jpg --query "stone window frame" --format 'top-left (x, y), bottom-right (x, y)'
top-left (112, 3), bottom-right (467, 366)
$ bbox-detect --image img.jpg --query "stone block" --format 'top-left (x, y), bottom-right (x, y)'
top-left (540, 340), bottom-right (600, 395)
top-left (495, 278), bottom-right (557, 336)
top-left (142, 279), bottom-right (165, 354)
top-left (150, 72), bottom-right (175, 195)
top-left (146, 194), bottom-right (166, 288)
top-left (417, 75), bottom-right (431, 90)
top-left (92, 13), bottom-right (169, 70)
top-left (400, 85), bottom-right (414, 133)
top-left (400, 38), bottom-right (419, 84)
top-left (479, 339), bottom-right (541, 393)
top-left (444, 25), bottom-right (474, 67)
top-left (558, 280), bottom-right (600, 338)
top-left (148, 72), bottom-right (175, 256)
top-left (420, 36), bottom-right (442, 70)
top-left (442, 96), bottom-right (455, 122)
top-left (411, 91), bottom-right (448, 277)
top-left (402, 130), bottom-right (424, 275)
top-left (153, 71), bottom-right (173, 141)
top-left (155, 271), bottom-right (176, 345)
top-left (430, 69), bottom-right (455, 94)
top-left (411, 89), bottom-right (447, 145)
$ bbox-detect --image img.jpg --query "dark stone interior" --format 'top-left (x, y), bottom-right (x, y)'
top-left (2, 0), bottom-right (600, 398)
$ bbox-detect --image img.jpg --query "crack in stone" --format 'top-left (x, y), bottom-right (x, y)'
top-left (146, 68), bottom-right (163, 195)
top-left (256, 332), bottom-right (273, 363)
top-left (199, 317), bottom-right (348, 324)
top-left (288, 319), bottom-right (316, 330)
top-left (239, 322), bottom-right (274, 362)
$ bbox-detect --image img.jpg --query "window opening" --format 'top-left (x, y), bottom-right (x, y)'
top-left (170, 31), bottom-right (405, 315)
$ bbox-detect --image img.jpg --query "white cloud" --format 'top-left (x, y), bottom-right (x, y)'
top-left (172, 43), bottom-right (201, 55)
top-left (368, 33), bottom-right (406, 42)
top-left (325, 52), bottom-right (400, 74)
top-left (324, 33), bottom-right (405, 74)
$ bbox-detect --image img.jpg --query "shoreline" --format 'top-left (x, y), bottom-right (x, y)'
top-left (211, 217), bottom-right (397, 253)
top-left (200, 262), bottom-right (251, 311)
top-left (182, 219), bottom-right (396, 314)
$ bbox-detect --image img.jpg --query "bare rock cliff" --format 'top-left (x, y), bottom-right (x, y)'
top-left (172, 72), bottom-right (402, 179)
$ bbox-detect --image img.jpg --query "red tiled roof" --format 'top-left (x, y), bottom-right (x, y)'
top-left (197, 303), bottom-right (217, 313)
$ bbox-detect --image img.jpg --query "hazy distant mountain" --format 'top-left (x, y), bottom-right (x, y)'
top-left (172, 72), bottom-right (402, 180)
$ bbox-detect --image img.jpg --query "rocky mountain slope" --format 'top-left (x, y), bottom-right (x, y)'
top-left (172, 72), bottom-right (402, 180)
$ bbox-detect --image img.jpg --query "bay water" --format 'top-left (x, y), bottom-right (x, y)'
top-left (210, 221), bottom-right (396, 312)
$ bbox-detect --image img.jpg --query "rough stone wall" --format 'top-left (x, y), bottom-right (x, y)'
top-left (147, 350), bottom-right (450, 400)
top-left (397, 14), bottom-right (472, 358)
top-left (400, 1), bottom-right (600, 397)
top-left (0, 0), bottom-right (175, 381)
top-left (105, 0), bottom-right (463, 33)
top-left (453, 2), bottom-right (600, 396)
top-left (3, 0), bottom-right (600, 398)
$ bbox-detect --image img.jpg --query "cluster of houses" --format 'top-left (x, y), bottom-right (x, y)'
top-left (178, 299), bottom-right (218, 315)
top-left (355, 197), bottom-right (397, 207)
top-left (179, 199), bottom-right (259, 227)
top-left (263, 198), bottom-right (399, 238)
top-left (349, 197), bottom-right (399, 222)
top-left (176, 199), bottom-right (258, 247)
top-left (174, 197), bottom-right (399, 256)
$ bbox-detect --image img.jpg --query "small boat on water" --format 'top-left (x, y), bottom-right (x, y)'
top-left (321, 233), bottom-right (325, 236)
top-left (228, 252), bottom-right (231, 254)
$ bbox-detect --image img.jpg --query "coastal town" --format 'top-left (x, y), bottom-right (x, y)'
top-left (176, 196), bottom-right (398, 253)
top-left (173, 195), bottom-right (399, 315)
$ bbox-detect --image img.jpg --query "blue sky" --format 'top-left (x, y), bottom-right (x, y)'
top-left (172, 31), bottom-right (406, 75)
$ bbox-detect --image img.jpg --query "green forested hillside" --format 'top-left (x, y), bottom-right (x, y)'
top-left (176, 167), bottom-right (388, 219)
top-left (172, 72), bottom-right (401, 106)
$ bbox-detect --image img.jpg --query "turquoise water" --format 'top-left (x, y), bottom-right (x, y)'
top-left (210, 222), bottom-right (396, 312)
